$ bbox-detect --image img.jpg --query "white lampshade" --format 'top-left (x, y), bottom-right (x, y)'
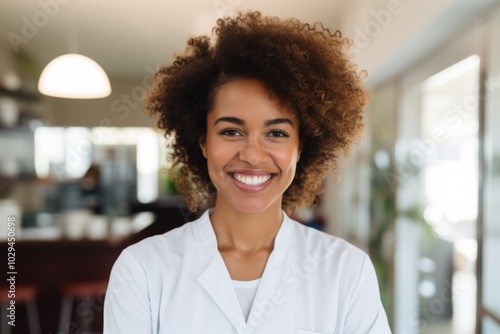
top-left (38, 54), bottom-right (111, 99)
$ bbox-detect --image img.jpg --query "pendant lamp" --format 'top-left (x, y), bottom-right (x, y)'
top-left (38, 21), bottom-right (111, 99)
top-left (38, 54), bottom-right (111, 98)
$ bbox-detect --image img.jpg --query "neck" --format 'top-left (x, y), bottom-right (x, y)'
top-left (210, 198), bottom-right (283, 254)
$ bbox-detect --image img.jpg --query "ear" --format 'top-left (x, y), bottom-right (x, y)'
top-left (199, 135), bottom-right (207, 158)
top-left (297, 141), bottom-right (303, 162)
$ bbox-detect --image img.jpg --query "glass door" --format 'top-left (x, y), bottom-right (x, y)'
top-left (418, 55), bottom-right (481, 334)
top-left (394, 23), bottom-right (485, 334)
top-left (479, 7), bottom-right (500, 334)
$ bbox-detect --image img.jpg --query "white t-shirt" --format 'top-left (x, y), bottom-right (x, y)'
top-left (233, 278), bottom-right (261, 321)
top-left (104, 210), bottom-right (391, 334)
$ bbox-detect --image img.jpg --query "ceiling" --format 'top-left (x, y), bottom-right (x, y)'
top-left (1, 0), bottom-right (499, 86)
top-left (0, 0), bottom-right (351, 76)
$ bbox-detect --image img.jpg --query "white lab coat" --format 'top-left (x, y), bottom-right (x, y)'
top-left (104, 210), bottom-right (391, 334)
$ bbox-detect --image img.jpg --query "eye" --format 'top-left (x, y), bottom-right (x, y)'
top-left (268, 130), bottom-right (289, 138)
top-left (220, 129), bottom-right (242, 136)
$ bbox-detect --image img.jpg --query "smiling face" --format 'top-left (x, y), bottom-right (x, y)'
top-left (200, 79), bottom-right (301, 216)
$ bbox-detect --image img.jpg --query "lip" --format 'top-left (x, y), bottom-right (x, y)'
top-left (230, 169), bottom-right (274, 176)
top-left (228, 170), bottom-right (275, 192)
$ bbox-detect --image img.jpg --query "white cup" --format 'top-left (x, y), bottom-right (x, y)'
top-left (61, 209), bottom-right (90, 240)
top-left (111, 216), bottom-right (132, 237)
top-left (87, 215), bottom-right (108, 240)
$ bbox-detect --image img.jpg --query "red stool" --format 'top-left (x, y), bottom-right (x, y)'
top-left (0, 284), bottom-right (41, 334)
top-left (58, 281), bottom-right (107, 334)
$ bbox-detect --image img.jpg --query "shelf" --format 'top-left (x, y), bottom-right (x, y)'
top-left (0, 125), bottom-right (35, 133)
top-left (0, 175), bottom-right (38, 182)
top-left (0, 86), bottom-right (39, 101)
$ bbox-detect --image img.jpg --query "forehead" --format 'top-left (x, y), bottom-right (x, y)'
top-left (209, 79), bottom-right (297, 120)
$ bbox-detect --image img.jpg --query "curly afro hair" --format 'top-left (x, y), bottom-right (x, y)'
top-left (144, 11), bottom-right (369, 213)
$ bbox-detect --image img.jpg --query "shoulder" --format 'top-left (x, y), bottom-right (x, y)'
top-left (290, 216), bottom-right (367, 262)
top-left (287, 216), bottom-right (370, 282)
top-left (287, 217), bottom-right (383, 307)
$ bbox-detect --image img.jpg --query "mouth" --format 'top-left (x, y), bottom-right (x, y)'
top-left (230, 173), bottom-right (273, 186)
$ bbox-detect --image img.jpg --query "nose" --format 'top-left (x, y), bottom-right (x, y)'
top-left (239, 139), bottom-right (268, 165)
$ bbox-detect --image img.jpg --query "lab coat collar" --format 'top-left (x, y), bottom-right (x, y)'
top-left (195, 210), bottom-right (294, 333)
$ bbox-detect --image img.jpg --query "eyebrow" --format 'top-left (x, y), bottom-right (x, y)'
top-left (214, 117), bottom-right (295, 127)
top-left (214, 117), bottom-right (244, 126)
top-left (265, 118), bottom-right (294, 127)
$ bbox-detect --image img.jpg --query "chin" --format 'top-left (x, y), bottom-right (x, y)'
top-left (227, 198), bottom-right (281, 216)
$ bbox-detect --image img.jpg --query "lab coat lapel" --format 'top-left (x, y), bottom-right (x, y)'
top-left (248, 214), bottom-right (294, 327)
top-left (198, 252), bottom-right (247, 332)
top-left (195, 211), bottom-right (247, 332)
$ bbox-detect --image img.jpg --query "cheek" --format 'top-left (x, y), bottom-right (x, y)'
top-left (282, 141), bottom-right (301, 161)
top-left (273, 147), bottom-right (300, 172)
top-left (206, 141), bottom-right (230, 172)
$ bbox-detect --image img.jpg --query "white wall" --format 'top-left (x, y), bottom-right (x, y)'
top-left (1, 43), bottom-right (155, 128)
top-left (47, 75), bottom-right (156, 128)
top-left (0, 43), bottom-right (15, 77)
top-left (335, 0), bottom-right (499, 87)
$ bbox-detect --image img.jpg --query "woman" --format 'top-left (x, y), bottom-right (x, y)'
top-left (104, 11), bottom-right (391, 334)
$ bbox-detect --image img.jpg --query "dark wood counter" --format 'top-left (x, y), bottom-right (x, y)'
top-left (0, 205), bottom-right (195, 333)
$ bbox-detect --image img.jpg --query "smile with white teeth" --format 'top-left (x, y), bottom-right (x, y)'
top-left (232, 173), bottom-right (272, 186)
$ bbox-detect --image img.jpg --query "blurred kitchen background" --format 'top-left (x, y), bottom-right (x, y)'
top-left (0, 0), bottom-right (499, 333)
